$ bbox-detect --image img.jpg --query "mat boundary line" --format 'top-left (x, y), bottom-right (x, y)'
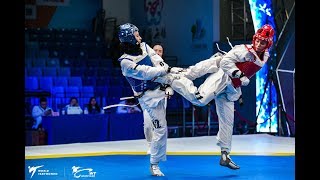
top-left (25, 151), bottom-right (295, 159)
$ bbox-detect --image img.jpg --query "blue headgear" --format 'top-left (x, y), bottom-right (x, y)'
top-left (118, 23), bottom-right (139, 45)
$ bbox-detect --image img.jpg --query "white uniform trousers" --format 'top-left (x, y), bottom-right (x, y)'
top-left (139, 95), bottom-right (168, 164)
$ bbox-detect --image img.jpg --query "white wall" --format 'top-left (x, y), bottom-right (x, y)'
top-left (49, 0), bottom-right (100, 30)
top-left (163, 0), bottom-right (214, 65)
top-left (103, 0), bottom-right (219, 66)
top-left (213, 0), bottom-right (220, 42)
top-left (102, 0), bottom-right (131, 25)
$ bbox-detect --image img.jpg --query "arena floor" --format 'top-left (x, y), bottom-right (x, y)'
top-left (25, 134), bottom-right (295, 179)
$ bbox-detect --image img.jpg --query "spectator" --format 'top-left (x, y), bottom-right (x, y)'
top-left (85, 97), bottom-right (102, 114)
top-left (31, 97), bottom-right (53, 129)
top-left (64, 97), bottom-right (83, 115)
top-left (152, 43), bottom-right (164, 58)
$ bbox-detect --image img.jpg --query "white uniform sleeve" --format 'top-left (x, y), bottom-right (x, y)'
top-left (145, 43), bottom-right (170, 70)
top-left (219, 45), bottom-right (247, 77)
top-left (32, 106), bottom-right (43, 118)
top-left (78, 107), bottom-right (83, 114)
top-left (120, 58), bottom-right (167, 80)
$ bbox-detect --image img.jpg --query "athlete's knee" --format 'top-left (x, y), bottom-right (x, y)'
top-left (153, 124), bottom-right (167, 135)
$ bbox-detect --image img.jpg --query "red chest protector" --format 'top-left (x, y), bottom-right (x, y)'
top-left (231, 61), bottom-right (262, 88)
top-left (231, 45), bottom-right (265, 88)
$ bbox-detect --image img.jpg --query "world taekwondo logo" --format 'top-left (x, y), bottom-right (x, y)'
top-left (27, 165), bottom-right (58, 179)
top-left (28, 165), bottom-right (43, 178)
top-left (72, 166), bottom-right (97, 178)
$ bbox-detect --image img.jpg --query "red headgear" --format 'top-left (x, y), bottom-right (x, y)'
top-left (252, 24), bottom-right (275, 51)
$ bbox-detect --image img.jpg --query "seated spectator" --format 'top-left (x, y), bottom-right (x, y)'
top-left (85, 97), bottom-right (102, 114)
top-left (152, 43), bottom-right (164, 58)
top-left (31, 97), bottom-right (53, 129)
top-left (116, 98), bottom-right (142, 114)
top-left (64, 97), bottom-right (83, 115)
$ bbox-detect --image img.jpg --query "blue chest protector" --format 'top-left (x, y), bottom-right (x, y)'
top-left (119, 55), bottom-right (161, 93)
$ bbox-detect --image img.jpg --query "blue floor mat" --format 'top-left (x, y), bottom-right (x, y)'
top-left (25, 155), bottom-right (295, 180)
